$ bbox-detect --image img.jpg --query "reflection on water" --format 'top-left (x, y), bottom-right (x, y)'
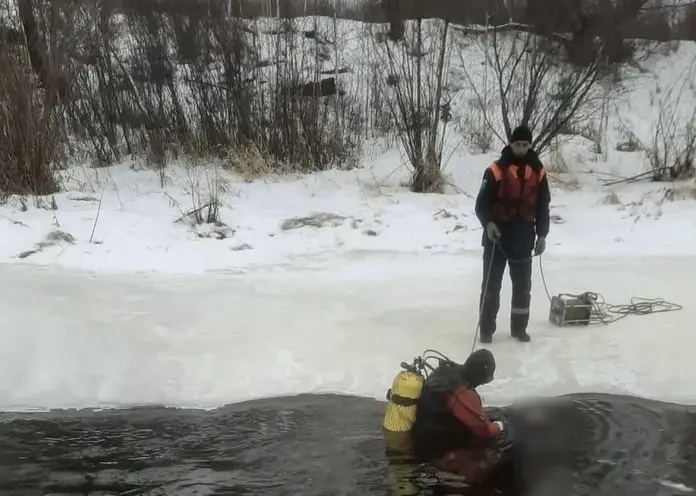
top-left (0, 393), bottom-right (694, 495)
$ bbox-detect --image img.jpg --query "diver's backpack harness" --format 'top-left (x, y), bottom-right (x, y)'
top-left (472, 241), bottom-right (682, 352)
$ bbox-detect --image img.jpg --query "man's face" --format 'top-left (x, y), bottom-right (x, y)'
top-left (511, 140), bottom-right (531, 157)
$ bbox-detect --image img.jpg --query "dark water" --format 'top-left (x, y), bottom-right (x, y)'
top-left (0, 393), bottom-right (695, 496)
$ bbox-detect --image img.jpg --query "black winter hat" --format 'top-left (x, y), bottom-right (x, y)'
top-left (510, 125), bottom-right (533, 144)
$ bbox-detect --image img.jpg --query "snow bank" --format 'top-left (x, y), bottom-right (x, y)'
top-left (0, 144), bottom-right (693, 275)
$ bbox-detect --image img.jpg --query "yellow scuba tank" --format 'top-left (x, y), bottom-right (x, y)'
top-left (382, 368), bottom-right (424, 432)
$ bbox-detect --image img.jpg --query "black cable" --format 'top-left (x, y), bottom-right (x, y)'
top-left (470, 241), bottom-right (683, 355)
top-left (472, 247), bottom-right (498, 353)
top-left (480, 244), bottom-right (683, 327)
top-left (537, 253), bottom-right (682, 325)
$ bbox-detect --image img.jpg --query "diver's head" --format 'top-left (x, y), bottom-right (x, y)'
top-left (460, 349), bottom-right (496, 388)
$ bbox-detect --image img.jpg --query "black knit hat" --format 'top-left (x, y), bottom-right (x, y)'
top-left (510, 125), bottom-right (533, 144)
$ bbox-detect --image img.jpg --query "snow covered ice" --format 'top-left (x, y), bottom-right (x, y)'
top-left (1, 18), bottom-right (696, 413)
top-left (0, 251), bottom-right (695, 412)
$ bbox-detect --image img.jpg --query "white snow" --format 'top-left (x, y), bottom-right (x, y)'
top-left (1, 20), bottom-right (696, 412)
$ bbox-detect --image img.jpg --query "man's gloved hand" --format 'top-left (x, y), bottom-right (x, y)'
top-left (486, 222), bottom-right (501, 242)
top-left (534, 236), bottom-right (546, 256)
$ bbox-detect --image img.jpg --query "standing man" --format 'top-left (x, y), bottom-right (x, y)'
top-left (474, 125), bottom-right (551, 343)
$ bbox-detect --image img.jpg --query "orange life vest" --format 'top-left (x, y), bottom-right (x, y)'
top-left (488, 161), bottom-right (545, 223)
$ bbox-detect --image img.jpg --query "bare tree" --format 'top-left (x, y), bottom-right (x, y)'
top-left (459, 28), bottom-right (606, 154)
top-left (370, 19), bottom-right (453, 193)
top-left (0, 0), bottom-right (66, 195)
top-left (0, 47), bottom-right (63, 195)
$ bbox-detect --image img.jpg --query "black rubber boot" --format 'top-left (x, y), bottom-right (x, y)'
top-left (512, 331), bottom-right (531, 343)
top-left (511, 313), bottom-right (531, 342)
top-left (479, 322), bottom-right (496, 344)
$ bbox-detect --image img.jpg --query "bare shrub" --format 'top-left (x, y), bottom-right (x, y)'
top-left (545, 137), bottom-right (570, 174)
top-left (644, 73), bottom-right (696, 181)
top-left (458, 27), bottom-right (607, 155)
top-left (0, 49), bottom-right (63, 195)
top-left (459, 96), bottom-right (494, 154)
top-left (248, 16), bottom-right (363, 172)
top-left (224, 141), bottom-right (277, 182)
top-left (48, 1), bottom-right (363, 176)
top-left (560, 120), bottom-right (603, 153)
top-left (183, 161), bottom-right (226, 226)
top-left (365, 61), bottom-right (399, 143)
top-left (369, 19), bottom-right (453, 193)
top-left (615, 126), bottom-right (642, 152)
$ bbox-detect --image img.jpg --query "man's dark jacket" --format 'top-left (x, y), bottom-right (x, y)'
top-left (474, 146), bottom-right (551, 254)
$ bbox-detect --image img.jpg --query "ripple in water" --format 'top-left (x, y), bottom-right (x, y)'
top-left (0, 393), bottom-right (694, 495)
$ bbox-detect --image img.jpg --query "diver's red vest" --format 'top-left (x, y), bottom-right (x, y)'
top-left (488, 161), bottom-right (545, 223)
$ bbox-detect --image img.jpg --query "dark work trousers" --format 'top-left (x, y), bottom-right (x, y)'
top-left (478, 240), bottom-right (533, 338)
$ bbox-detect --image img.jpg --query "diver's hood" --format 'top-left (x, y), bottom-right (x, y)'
top-left (461, 349), bottom-right (496, 387)
top-left (425, 349), bottom-right (496, 392)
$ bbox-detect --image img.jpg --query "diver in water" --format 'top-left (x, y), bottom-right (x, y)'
top-left (411, 349), bottom-right (510, 485)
